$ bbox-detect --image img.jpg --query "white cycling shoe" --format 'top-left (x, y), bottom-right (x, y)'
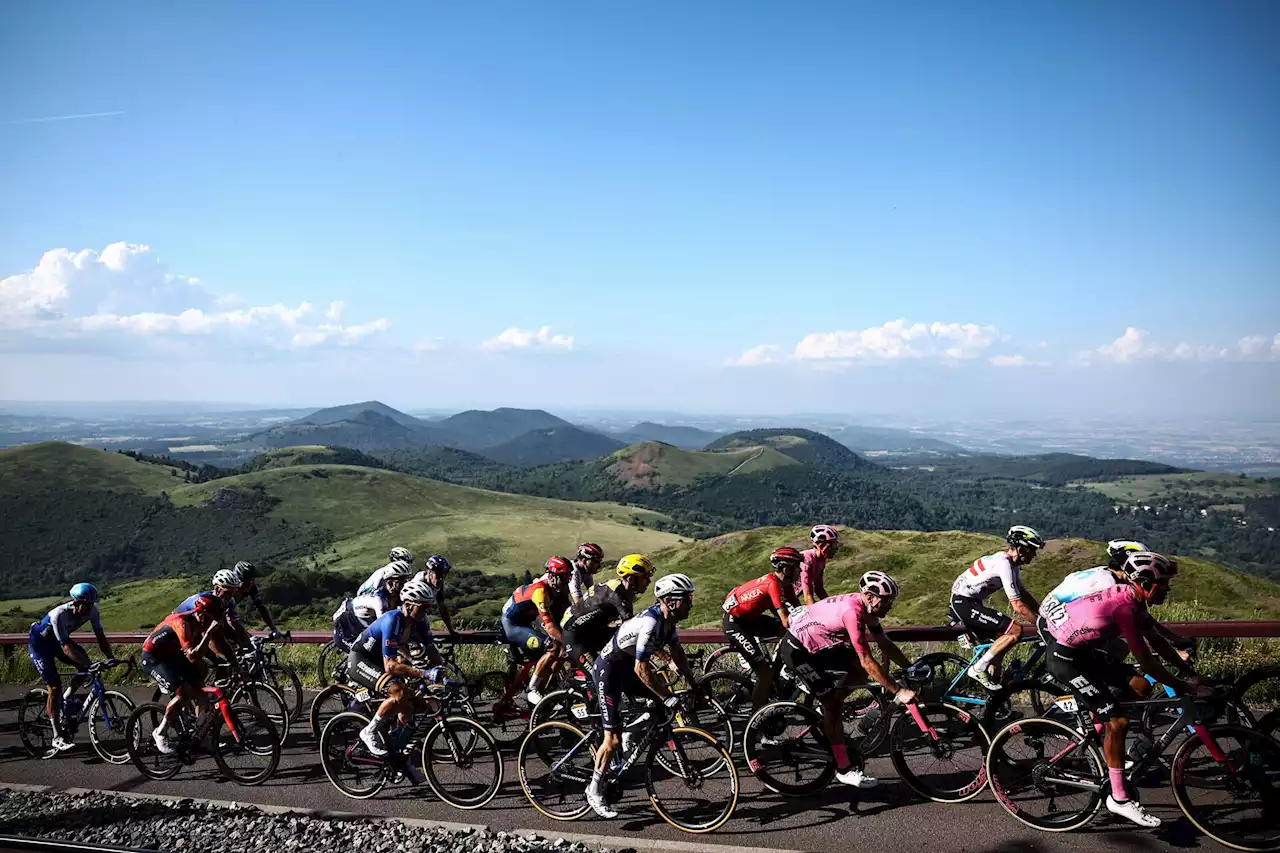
top-left (586, 787), bottom-right (618, 819)
top-left (835, 767), bottom-right (880, 789)
top-left (1106, 796), bottom-right (1161, 828)
top-left (967, 665), bottom-right (1001, 691)
top-left (151, 729), bottom-right (175, 755)
top-left (526, 688), bottom-right (544, 707)
top-left (359, 725), bottom-right (389, 757)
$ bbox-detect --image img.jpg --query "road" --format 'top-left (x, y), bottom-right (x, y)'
top-left (0, 686), bottom-right (1231, 853)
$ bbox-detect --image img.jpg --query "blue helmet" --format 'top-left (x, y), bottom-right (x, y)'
top-left (426, 555), bottom-right (452, 574)
top-left (70, 583), bottom-right (99, 604)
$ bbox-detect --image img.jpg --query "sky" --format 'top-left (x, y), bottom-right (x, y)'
top-left (1, 1), bottom-right (1278, 418)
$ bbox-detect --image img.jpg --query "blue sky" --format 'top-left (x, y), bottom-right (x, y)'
top-left (1, 2), bottom-right (1277, 416)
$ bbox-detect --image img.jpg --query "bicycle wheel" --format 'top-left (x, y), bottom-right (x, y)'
top-left (742, 701), bottom-right (841, 796)
top-left (685, 671), bottom-right (748, 754)
top-left (421, 717), bottom-right (503, 809)
top-left (646, 726), bottom-right (739, 833)
top-left (86, 690), bottom-right (136, 765)
top-left (317, 641), bottom-right (350, 688)
top-left (986, 717), bottom-right (1105, 832)
top-left (529, 688), bottom-right (590, 730)
top-left (908, 652), bottom-right (974, 704)
top-left (124, 702), bottom-right (184, 780)
top-left (310, 684), bottom-right (372, 740)
top-left (1231, 664), bottom-right (1280, 727)
top-left (231, 681), bottom-right (290, 733)
top-left (211, 704), bottom-right (281, 785)
top-left (266, 664), bottom-right (304, 724)
top-left (1257, 709), bottom-right (1278, 740)
top-left (842, 685), bottom-right (891, 755)
top-left (518, 721), bottom-right (596, 820)
top-left (982, 679), bottom-right (1067, 733)
top-left (1171, 723), bottom-right (1280, 852)
top-left (702, 645), bottom-right (748, 675)
top-left (320, 711), bottom-right (388, 799)
top-left (890, 702), bottom-right (990, 803)
top-left (18, 688), bottom-right (54, 757)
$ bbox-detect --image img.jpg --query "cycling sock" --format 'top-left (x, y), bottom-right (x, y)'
top-left (1109, 767), bottom-right (1128, 802)
top-left (62, 687), bottom-right (75, 702)
top-left (831, 744), bottom-right (849, 770)
top-left (589, 768), bottom-right (604, 794)
top-left (973, 650), bottom-right (996, 672)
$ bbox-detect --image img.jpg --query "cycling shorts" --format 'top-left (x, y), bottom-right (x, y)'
top-left (721, 612), bottom-right (783, 670)
top-left (778, 634), bottom-right (857, 699)
top-left (949, 595), bottom-right (1014, 640)
top-left (562, 625), bottom-right (613, 668)
top-left (346, 648), bottom-right (394, 693)
top-left (593, 656), bottom-right (650, 733)
top-left (140, 650), bottom-right (203, 694)
top-left (1038, 616), bottom-right (1138, 722)
top-left (26, 631), bottom-right (83, 687)
top-left (501, 614), bottom-right (551, 661)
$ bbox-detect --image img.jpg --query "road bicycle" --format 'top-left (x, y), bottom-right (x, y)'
top-left (125, 678), bottom-right (281, 785)
top-left (986, 685), bottom-right (1280, 851)
top-left (518, 695), bottom-right (738, 833)
top-left (909, 631), bottom-right (1051, 714)
top-left (309, 664), bottom-right (476, 741)
top-left (244, 632), bottom-right (303, 724)
top-left (18, 658), bottom-right (135, 763)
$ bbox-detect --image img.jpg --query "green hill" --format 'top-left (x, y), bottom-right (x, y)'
top-left (705, 428), bottom-right (876, 472)
top-left (649, 525), bottom-right (1280, 629)
top-left (0, 441), bottom-right (186, 493)
top-left (484, 426), bottom-right (626, 467)
top-left (435, 408), bottom-right (573, 449)
top-left (614, 423), bottom-right (721, 450)
top-left (237, 409), bottom-right (457, 452)
top-left (298, 400), bottom-right (428, 430)
top-left (243, 445), bottom-right (391, 471)
top-left (605, 441), bottom-right (800, 488)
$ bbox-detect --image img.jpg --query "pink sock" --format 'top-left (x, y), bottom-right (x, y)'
top-left (832, 744), bottom-right (849, 770)
top-left (1109, 767), bottom-right (1128, 802)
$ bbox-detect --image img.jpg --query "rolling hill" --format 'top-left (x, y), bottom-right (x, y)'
top-left (826, 425), bottom-right (965, 453)
top-left (435, 408), bottom-right (573, 449)
top-left (604, 441), bottom-right (800, 488)
top-left (237, 408), bottom-right (458, 452)
top-left (483, 426), bottom-right (626, 467)
top-left (613, 422), bottom-right (720, 450)
top-left (373, 445), bottom-right (512, 483)
top-left (297, 400), bottom-right (429, 430)
top-left (241, 445), bottom-right (392, 471)
top-left (705, 428), bottom-right (878, 472)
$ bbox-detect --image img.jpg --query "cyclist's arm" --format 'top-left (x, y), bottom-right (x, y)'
top-left (91, 611), bottom-right (114, 659)
top-left (870, 625), bottom-right (912, 669)
top-left (1120, 610), bottom-right (1191, 694)
top-left (438, 600), bottom-right (456, 636)
top-left (248, 589), bottom-right (280, 633)
top-left (667, 640), bottom-right (697, 688)
top-left (381, 631), bottom-right (424, 679)
top-left (767, 579), bottom-right (792, 630)
top-left (533, 589), bottom-right (564, 643)
top-left (848, 611), bottom-right (904, 694)
top-left (1143, 620), bottom-right (1195, 677)
top-left (813, 573), bottom-right (828, 602)
top-left (1002, 566), bottom-right (1039, 622)
top-left (1147, 618), bottom-right (1195, 660)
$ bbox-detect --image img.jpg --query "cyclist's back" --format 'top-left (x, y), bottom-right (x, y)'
top-left (600, 603), bottom-right (677, 665)
top-left (175, 591), bottom-right (240, 625)
top-left (788, 592), bottom-right (882, 656)
top-left (1041, 574), bottom-right (1146, 650)
top-left (348, 607), bottom-right (433, 690)
top-left (32, 601), bottom-right (103, 646)
top-left (562, 578), bottom-right (634, 663)
top-left (332, 588), bottom-right (394, 644)
top-left (501, 576), bottom-right (568, 653)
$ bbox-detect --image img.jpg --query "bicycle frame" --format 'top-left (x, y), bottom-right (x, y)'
top-left (62, 660), bottom-right (128, 734)
top-left (940, 638), bottom-right (1047, 708)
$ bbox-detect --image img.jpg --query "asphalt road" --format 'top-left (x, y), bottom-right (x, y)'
top-left (0, 686), bottom-right (1235, 853)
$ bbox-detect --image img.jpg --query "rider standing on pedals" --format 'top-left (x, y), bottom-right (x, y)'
top-left (586, 573), bottom-right (700, 819)
top-left (357, 547), bottom-right (416, 596)
top-left (1038, 550), bottom-right (1213, 828)
top-left (780, 571), bottom-right (917, 789)
top-left (568, 542), bottom-right (605, 606)
top-left (560, 554), bottom-right (655, 670)
top-left (722, 547), bottom-right (802, 712)
top-left (346, 580), bottom-right (446, 764)
top-left (495, 557), bottom-right (573, 713)
top-left (412, 555), bottom-right (458, 638)
top-left (332, 561), bottom-right (413, 646)
top-left (798, 525), bottom-right (839, 605)
top-left (28, 583), bottom-right (116, 755)
top-left (948, 525), bottom-right (1046, 690)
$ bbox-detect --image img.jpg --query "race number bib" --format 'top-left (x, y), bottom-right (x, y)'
top-left (1043, 595), bottom-right (1068, 627)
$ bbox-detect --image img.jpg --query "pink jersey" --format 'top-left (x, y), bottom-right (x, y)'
top-left (789, 593), bottom-right (884, 656)
top-left (1041, 579), bottom-right (1148, 650)
top-left (795, 548), bottom-right (827, 599)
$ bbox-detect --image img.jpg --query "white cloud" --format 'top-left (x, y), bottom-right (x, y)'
top-left (730, 319), bottom-right (998, 369)
top-left (480, 325), bottom-right (574, 352)
top-left (727, 344), bottom-right (782, 367)
top-left (1090, 328), bottom-right (1280, 365)
top-left (989, 354), bottom-right (1050, 368)
top-left (0, 243), bottom-right (392, 352)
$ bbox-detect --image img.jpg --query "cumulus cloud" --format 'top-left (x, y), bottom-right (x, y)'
top-left (480, 325), bottom-right (574, 352)
top-left (989, 354), bottom-right (1049, 367)
top-left (726, 344), bottom-right (783, 367)
top-left (732, 319), bottom-right (999, 369)
top-left (0, 243), bottom-right (392, 352)
top-left (1089, 328), bottom-right (1280, 365)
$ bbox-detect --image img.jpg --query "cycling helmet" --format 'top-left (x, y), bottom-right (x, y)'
top-left (654, 573), bottom-right (696, 600)
top-left (1107, 539), bottom-right (1149, 567)
top-left (860, 571), bottom-right (900, 599)
top-left (616, 554), bottom-right (655, 579)
top-left (212, 569), bottom-right (242, 588)
top-left (545, 556), bottom-right (573, 577)
top-left (770, 547), bottom-right (803, 571)
top-left (69, 582), bottom-right (99, 604)
top-left (400, 579), bottom-right (436, 606)
top-left (233, 560), bottom-right (256, 580)
top-left (1006, 525), bottom-right (1046, 550)
top-left (578, 542), bottom-right (605, 563)
top-left (386, 559), bottom-right (414, 579)
top-left (191, 594), bottom-right (225, 620)
top-left (1123, 551), bottom-right (1178, 586)
top-left (425, 554), bottom-right (452, 575)
top-left (810, 525), bottom-right (839, 545)
top-left (389, 546), bottom-right (415, 564)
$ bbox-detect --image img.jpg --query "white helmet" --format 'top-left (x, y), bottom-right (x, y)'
top-left (389, 546), bottom-right (415, 564)
top-left (400, 579), bottom-right (436, 606)
top-left (385, 559), bottom-right (414, 579)
top-left (810, 525), bottom-right (839, 545)
top-left (212, 569), bottom-right (242, 588)
top-left (654, 573), bottom-right (695, 600)
top-left (859, 571), bottom-right (900, 599)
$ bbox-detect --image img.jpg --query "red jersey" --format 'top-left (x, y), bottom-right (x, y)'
top-left (723, 573), bottom-right (790, 620)
top-left (143, 612), bottom-right (201, 661)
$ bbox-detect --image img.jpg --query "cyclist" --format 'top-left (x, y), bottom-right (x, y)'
top-left (780, 571), bottom-right (917, 789)
top-left (798, 525), bottom-right (839, 605)
top-left (346, 579), bottom-right (445, 759)
top-left (356, 547), bottom-right (416, 595)
top-left (229, 561), bottom-right (284, 638)
top-left (949, 525), bottom-right (1046, 690)
top-left (586, 573), bottom-right (699, 819)
top-left (332, 561), bottom-right (413, 647)
top-left (1038, 550), bottom-right (1213, 828)
top-left (142, 594), bottom-right (237, 755)
top-left (412, 555), bottom-right (457, 638)
top-left (561, 554), bottom-right (655, 669)
top-left (494, 556), bottom-right (573, 712)
top-left (1104, 539), bottom-right (1195, 663)
top-left (175, 569), bottom-right (252, 650)
top-left (723, 546), bottom-right (802, 711)
top-left (27, 583), bottom-right (116, 755)
top-left (569, 542), bottom-right (605, 606)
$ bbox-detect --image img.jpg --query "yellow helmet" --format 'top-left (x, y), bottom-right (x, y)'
top-left (616, 554), bottom-right (655, 579)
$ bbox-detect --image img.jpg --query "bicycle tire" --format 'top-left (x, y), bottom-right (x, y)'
top-left (309, 684), bottom-right (372, 740)
top-left (742, 701), bottom-right (840, 797)
top-left (18, 688), bottom-right (54, 758)
top-left (316, 641), bottom-right (347, 688)
top-left (907, 652), bottom-right (974, 704)
top-left (211, 703), bottom-right (281, 785)
top-left (645, 726), bottom-right (739, 834)
top-left (266, 664), bottom-right (305, 724)
top-left (231, 680), bottom-right (290, 733)
top-left (529, 688), bottom-right (591, 731)
top-left (1170, 723), bottom-right (1280, 852)
top-left (985, 716), bottom-right (1105, 832)
top-left (1256, 709), bottom-right (1278, 739)
top-left (421, 717), bottom-right (503, 809)
top-left (518, 721), bottom-right (595, 821)
top-left (1231, 664), bottom-right (1280, 727)
top-left (981, 679), bottom-right (1067, 733)
top-left (86, 690), bottom-right (136, 765)
top-left (124, 702), bottom-right (184, 780)
top-left (702, 645), bottom-right (747, 675)
top-left (890, 702), bottom-right (990, 803)
top-left (686, 671), bottom-right (749, 754)
top-left (320, 711), bottom-right (388, 799)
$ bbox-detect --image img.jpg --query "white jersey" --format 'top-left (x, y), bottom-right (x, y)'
top-left (34, 602), bottom-right (103, 643)
top-left (569, 563), bottom-right (595, 603)
top-left (357, 563), bottom-right (402, 596)
top-left (951, 551), bottom-right (1024, 602)
top-left (599, 604), bottom-right (677, 663)
top-left (331, 590), bottom-right (394, 627)
top-left (1043, 567), bottom-right (1116, 607)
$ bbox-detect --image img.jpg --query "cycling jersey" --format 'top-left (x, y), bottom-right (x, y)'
top-left (562, 579), bottom-right (633, 635)
top-left (600, 604), bottom-right (678, 664)
top-left (410, 571), bottom-right (447, 605)
top-left (357, 563), bottom-right (404, 596)
top-left (332, 589), bottom-right (394, 641)
top-left (951, 551), bottom-right (1023, 602)
top-left (351, 609), bottom-right (433, 662)
top-left (724, 573), bottom-right (790, 620)
top-left (795, 548), bottom-right (827, 599)
top-left (143, 612), bottom-right (203, 662)
top-left (502, 577), bottom-right (568, 629)
top-left (568, 561), bottom-right (595, 603)
top-left (1040, 572), bottom-right (1149, 651)
top-left (31, 602), bottom-right (103, 644)
top-left (788, 593), bottom-right (884, 657)
top-left (175, 592), bottom-right (241, 627)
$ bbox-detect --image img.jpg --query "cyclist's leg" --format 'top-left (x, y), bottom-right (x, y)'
top-left (953, 596), bottom-right (1014, 676)
top-left (723, 612), bottom-right (773, 709)
top-left (497, 618), bottom-right (543, 705)
top-left (529, 628), bottom-right (561, 695)
top-left (590, 656), bottom-right (625, 790)
top-left (28, 634), bottom-right (67, 737)
top-left (779, 637), bottom-right (854, 767)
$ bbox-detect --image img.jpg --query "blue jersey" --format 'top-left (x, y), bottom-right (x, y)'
top-left (32, 601), bottom-right (103, 644)
top-left (175, 591), bottom-right (241, 625)
top-left (600, 604), bottom-right (677, 664)
top-left (353, 609), bottom-right (433, 661)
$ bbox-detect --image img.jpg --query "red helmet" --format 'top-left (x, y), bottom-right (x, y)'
top-left (770, 547), bottom-right (803, 570)
top-left (545, 556), bottom-right (573, 577)
top-left (191, 594), bottom-right (225, 620)
top-left (577, 542), bottom-right (604, 562)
